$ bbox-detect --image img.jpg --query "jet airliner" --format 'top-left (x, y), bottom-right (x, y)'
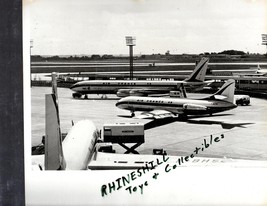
top-left (116, 79), bottom-right (237, 118)
top-left (70, 57), bottom-right (209, 98)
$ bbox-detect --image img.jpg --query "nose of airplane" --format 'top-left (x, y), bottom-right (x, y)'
top-left (115, 100), bottom-right (122, 108)
top-left (70, 84), bottom-right (76, 90)
top-left (116, 98), bottom-right (127, 109)
top-left (70, 82), bottom-right (81, 91)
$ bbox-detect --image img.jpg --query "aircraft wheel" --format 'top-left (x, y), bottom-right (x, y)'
top-left (72, 93), bottom-right (82, 99)
top-left (179, 114), bottom-right (187, 120)
top-left (131, 112), bottom-right (135, 117)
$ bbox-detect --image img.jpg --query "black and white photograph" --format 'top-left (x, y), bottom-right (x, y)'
top-left (24, 0), bottom-right (267, 205)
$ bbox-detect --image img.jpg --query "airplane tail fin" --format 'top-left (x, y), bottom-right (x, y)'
top-left (45, 73), bottom-right (66, 170)
top-left (257, 63), bottom-right (261, 72)
top-left (212, 79), bottom-right (235, 104)
top-left (185, 57), bottom-right (209, 82)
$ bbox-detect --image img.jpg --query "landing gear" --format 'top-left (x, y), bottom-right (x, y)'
top-left (84, 94), bottom-right (88, 99)
top-left (131, 111), bottom-right (135, 117)
top-left (178, 114), bottom-right (188, 120)
top-left (72, 93), bottom-right (82, 99)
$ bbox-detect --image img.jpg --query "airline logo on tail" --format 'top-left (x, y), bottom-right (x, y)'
top-left (185, 57), bottom-right (209, 82)
top-left (210, 79), bottom-right (235, 104)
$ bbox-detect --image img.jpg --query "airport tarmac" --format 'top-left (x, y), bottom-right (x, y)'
top-left (31, 86), bottom-right (267, 161)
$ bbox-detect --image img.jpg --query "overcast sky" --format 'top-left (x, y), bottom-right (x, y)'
top-left (28, 0), bottom-right (267, 56)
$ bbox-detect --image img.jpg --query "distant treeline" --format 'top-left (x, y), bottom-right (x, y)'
top-left (31, 54), bottom-right (119, 61)
top-left (219, 50), bottom-right (246, 55)
top-left (31, 50), bottom-right (267, 62)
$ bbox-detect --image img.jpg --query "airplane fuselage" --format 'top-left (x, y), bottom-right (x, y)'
top-left (70, 80), bottom-right (203, 95)
top-left (70, 57), bottom-right (209, 97)
top-left (116, 96), bottom-right (237, 115)
top-left (63, 120), bottom-right (98, 170)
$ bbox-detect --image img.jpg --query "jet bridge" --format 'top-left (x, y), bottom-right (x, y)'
top-left (102, 123), bottom-right (144, 154)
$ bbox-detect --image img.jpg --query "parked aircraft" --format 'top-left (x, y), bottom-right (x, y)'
top-left (116, 79), bottom-right (237, 118)
top-left (211, 64), bottom-right (267, 77)
top-left (70, 57), bottom-right (209, 98)
top-left (32, 73), bottom-right (100, 170)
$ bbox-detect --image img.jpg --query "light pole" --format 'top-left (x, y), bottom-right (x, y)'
top-left (30, 39), bottom-right (33, 86)
top-left (125, 36), bottom-right (136, 80)
top-left (262, 34), bottom-right (267, 54)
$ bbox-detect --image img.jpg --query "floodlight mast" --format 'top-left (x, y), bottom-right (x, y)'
top-left (30, 39), bottom-right (33, 87)
top-left (125, 36), bottom-right (136, 80)
top-left (262, 34), bottom-right (267, 54)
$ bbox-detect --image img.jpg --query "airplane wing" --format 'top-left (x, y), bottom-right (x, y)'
top-left (88, 151), bottom-right (267, 170)
top-left (117, 83), bottom-right (207, 98)
top-left (136, 110), bottom-right (180, 119)
top-left (88, 152), bottom-right (176, 170)
top-left (117, 88), bottom-right (181, 97)
top-left (134, 103), bottom-right (208, 120)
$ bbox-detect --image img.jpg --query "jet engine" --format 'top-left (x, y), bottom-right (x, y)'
top-left (129, 90), bottom-right (147, 96)
top-left (116, 89), bottom-right (147, 97)
top-left (183, 103), bottom-right (207, 111)
top-left (72, 92), bottom-right (82, 98)
top-left (116, 89), bottom-right (131, 97)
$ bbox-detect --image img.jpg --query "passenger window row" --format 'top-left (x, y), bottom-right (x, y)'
top-left (136, 99), bottom-right (173, 104)
top-left (118, 82), bottom-right (136, 85)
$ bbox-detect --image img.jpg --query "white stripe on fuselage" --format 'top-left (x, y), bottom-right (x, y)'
top-left (71, 80), bottom-right (203, 93)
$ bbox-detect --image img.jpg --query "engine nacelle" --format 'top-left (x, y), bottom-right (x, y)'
top-left (117, 89), bottom-right (147, 97)
top-left (116, 89), bottom-right (131, 97)
top-left (183, 103), bottom-right (207, 111)
top-left (116, 92), bottom-right (129, 97)
top-left (129, 90), bottom-right (146, 96)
